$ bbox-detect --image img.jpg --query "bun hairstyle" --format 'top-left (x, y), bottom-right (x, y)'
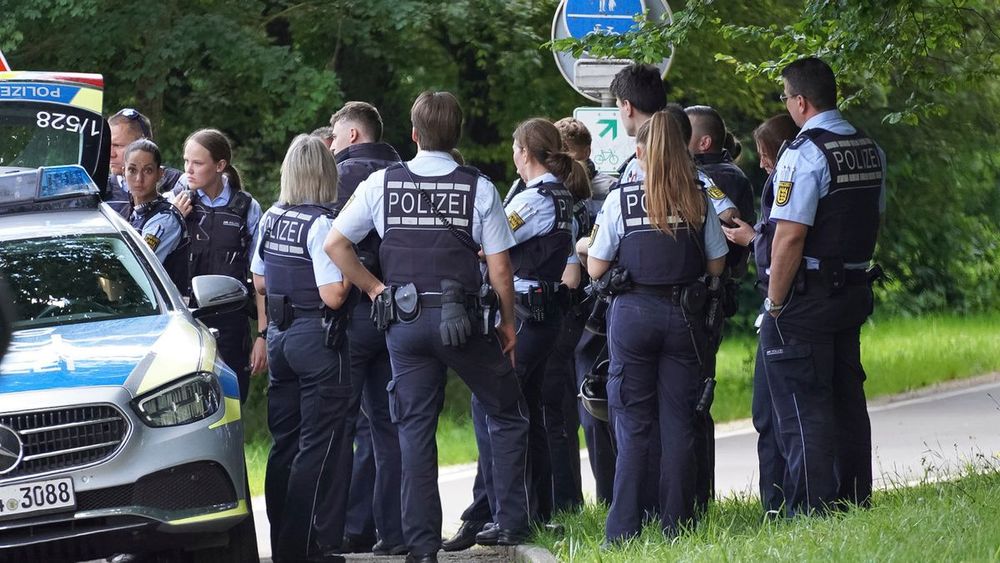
top-left (724, 131), bottom-right (742, 160)
top-left (513, 117), bottom-right (590, 200)
top-left (184, 128), bottom-right (243, 192)
top-left (635, 111), bottom-right (705, 235)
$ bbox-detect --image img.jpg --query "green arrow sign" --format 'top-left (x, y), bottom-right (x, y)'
top-left (598, 119), bottom-right (618, 139)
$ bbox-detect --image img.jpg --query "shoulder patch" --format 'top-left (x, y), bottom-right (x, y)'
top-left (788, 136), bottom-right (809, 150)
top-left (775, 181), bottom-right (793, 206)
top-left (144, 233), bottom-right (161, 251)
top-left (588, 224), bottom-right (599, 247)
top-left (507, 211), bottom-right (525, 232)
top-left (706, 186), bottom-right (726, 200)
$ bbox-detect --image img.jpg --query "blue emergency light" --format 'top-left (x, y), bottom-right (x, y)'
top-left (0, 164), bottom-right (99, 212)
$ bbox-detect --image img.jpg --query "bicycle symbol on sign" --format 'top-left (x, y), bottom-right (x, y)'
top-left (594, 149), bottom-right (619, 167)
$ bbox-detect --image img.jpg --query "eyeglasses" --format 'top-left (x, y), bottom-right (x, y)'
top-left (113, 108), bottom-right (152, 138)
top-left (779, 93), bottom-right (799, 103)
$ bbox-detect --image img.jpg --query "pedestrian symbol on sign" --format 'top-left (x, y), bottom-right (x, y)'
top-left (565, 0), bottom-right (645, 39)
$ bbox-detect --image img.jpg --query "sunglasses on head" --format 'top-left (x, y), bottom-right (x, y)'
top-left (113, 108), bottom-right (152, 138)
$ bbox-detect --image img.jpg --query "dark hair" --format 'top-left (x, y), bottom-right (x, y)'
top-left (781, 57), bottom-right (837, 111)
top-left (609, 63), bottom-right (666, 115)
top-left (635, 111), bottom-right (704, 234)
top-left (123, 139), bottom-right (162, 167)
top-left (449, 148), bottom-right (466, 165)
top-left (185, 128), bottom-right (243, 191)
top-left (330, 101), bottom-right (384, 142)
top-left (553, 117), bottom-right (592, 151)
top-left (411, 91), bottom-right (462, 151)
top-left (753, 114), bottom-right (800, 163)
top-left (663, 103), bottom-right (692, 144)
top-left (724, 132), bottom-right (742, 160)
top-left (685, 105), bottom-right (726, 151)
top-left (513, 117), bottom-right (590, 200)
top-left (109, 108), bottom-right (152, 139)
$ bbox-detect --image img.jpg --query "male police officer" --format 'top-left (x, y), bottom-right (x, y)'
top-left (106, 109), bottom-right (182, 215)
top-left (325, 91), bottom-right (530, 563)
top-left (760, 57), bottom-right (885, 515)
top-left (328, 101), bottom-right (406, 556)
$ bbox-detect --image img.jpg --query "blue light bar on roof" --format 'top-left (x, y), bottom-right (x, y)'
top-left (38, 165), bottom-right (98, 200)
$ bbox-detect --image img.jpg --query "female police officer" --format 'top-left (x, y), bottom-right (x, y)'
top-left (251, 134), bottom-right (354, 562)
top-left (123, 139), bottom-right (190, 292)
top-left (588, 111), bottom-right (727, 542)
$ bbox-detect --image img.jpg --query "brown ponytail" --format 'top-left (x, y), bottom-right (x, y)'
top-left (185, 128), bottom-right (243, 191)
top-left (636, 111), bottom-right (705, 235)
top-left (513, 117), bottom-right (589, 197)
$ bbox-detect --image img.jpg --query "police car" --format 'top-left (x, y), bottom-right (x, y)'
top-left (0, 65), bottom-right (257, 561)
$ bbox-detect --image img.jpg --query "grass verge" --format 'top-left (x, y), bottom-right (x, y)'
top-left (533, 466), bottom-right (1000, 561)
top-left (243, 312), bottom-right (1000, 496)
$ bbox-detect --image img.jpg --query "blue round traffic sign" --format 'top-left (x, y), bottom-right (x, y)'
top-left (565, 0), bottom-right (646, 39)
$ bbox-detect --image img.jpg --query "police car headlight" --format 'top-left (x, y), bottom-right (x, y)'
top-left (131, 372), bottom-right (221, 427)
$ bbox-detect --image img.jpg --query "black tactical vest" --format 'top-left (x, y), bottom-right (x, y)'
top-left (259, 204), bottom-right (333, 310)
top-left (175, 186), bottom-right (254, 288)
top-left (129, 197), bottom-right (191, 294)
top-left (796, 128), bottom-right (883, 263)
top-left (754, 170), bottom-right (778, 286)
top-left (335, 143), bottom-right (401, 279)
top-left (509, 182), bottom-right (574, 283)
top-left (379, 164), bottom-right (481, 293)
top-left (617, 181), bottom-right (705, 286)
top-left (572, 197), bottom-right (591, 242)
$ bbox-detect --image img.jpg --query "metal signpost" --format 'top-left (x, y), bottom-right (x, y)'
top-left (552, 0), bottom-right (672, 174)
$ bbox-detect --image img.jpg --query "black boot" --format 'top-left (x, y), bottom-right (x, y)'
top-left (441, 519), bottom-right (487, 552)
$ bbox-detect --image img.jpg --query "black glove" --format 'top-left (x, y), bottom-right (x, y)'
top-left (440, 279), bottom-right (472, 347)
top-left (370, 287), bottom-right (395, 332)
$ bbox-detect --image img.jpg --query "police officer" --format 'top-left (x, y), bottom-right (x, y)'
top-left (755, 57), bottom-right (885, 515)
top-left (588, 111), bottom-right (728, 542)
top-left (325, 91), bottom-right (530, 563)
top-left (172, 129), bottom-right (265, 402)
top-left (252, 134), bottom-right (353, 563)
top-left (327, 101), bottom-right (405, 556)
top-left (122, 139), bottom-right (190, 292)
top-left (723, 113), bottom-right (800, 514)
top-left (106, 109), bottom-right (183, 217)
top-left (555, 117), bottom-right (616, 223)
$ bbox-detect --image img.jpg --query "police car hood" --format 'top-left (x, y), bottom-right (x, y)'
top-left (0, 313), bottom-right (211, 396)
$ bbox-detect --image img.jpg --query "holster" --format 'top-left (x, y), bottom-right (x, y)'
top-left (394, 283), bottom-right (420, 322)
top-left (371, 287), bottom-right (396, 332)
top-left (680, 280), bottom-right (708, 318)
top-left (322, 307), bottom-right (348, 350)
top-left (477, 283), bottom-right (499, 337)
top-left (819, 257), bottom-right (846, 294)
top-left (267, 294), bottom-right (293, 331)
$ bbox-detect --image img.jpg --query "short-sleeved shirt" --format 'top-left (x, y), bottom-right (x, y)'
top-left (133, 209), bottom-right (183, 263)
top-left (505, 172), bottom-right (579, 292)
top-left (589, 187), bottom-right (729, 263)
top-left (620, 157), bottom-right (737, 218)
top-left (250, 205), bottom-right (344, 286)
top-left (771, 109), bottom-right (887, 269)
top-left (333, 150), bottom-right (516, 256)
top-left (170, 176), bottom-right (263, 265)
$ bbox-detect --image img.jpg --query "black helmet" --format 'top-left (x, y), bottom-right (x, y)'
top-left (579, 358), bottom-right (610, 422)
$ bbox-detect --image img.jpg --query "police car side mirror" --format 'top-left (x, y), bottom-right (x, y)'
top-left (190, 275), bottom-right (249, 320)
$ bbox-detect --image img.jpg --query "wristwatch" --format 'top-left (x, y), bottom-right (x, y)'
top-left (257, 327), bottom-right (268, 340)
top-left (764, 297), bottom-right (784, 314)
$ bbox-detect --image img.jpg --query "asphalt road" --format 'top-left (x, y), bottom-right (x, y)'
top-left (253, 376), bottom-right (1000, 561)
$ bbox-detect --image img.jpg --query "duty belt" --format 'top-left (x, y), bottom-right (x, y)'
top-left (289, 306), bottom-right (326, 319)
top-left (416, 292), bottom-right (477, 308)
top-left (628, 283), bottom-right (684, 304)
top-left (805, 269), bottom-right (868, 286)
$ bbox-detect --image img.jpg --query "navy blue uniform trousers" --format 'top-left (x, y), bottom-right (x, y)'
top-left (265, 318), bottom-right (352, 561)
top-left (574, 328), bottom-right (617, 505)
top-left (386, 310), bottom-right (530, 555)
top-left (546, 308), bottom-right (586, 512)
top-left (758, 283), bottom-right (873, 515)
top-left (752, 329), bottom-right (786, 513)
top-left (205, 309), bottom-right (252, 402)
top-left (465, 315), bottom-right (561, 524)
top-left (340, 300), bottom-right (403, 547)
top-left (605, 294), bottom-right (701, 541)
top-left (344, 414), bottom-right (377, 542)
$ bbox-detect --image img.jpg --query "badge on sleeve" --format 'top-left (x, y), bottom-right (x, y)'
top-left (706, 186), bottom-right (726, 200)
top-left (144, 233), bottom-right (161, 250)
top-left (507, 211), bottom-right (525, 232)
top-left (775, 181), bottom-right (794, 206)
top-left (588, 224), bottom-right (599, 247)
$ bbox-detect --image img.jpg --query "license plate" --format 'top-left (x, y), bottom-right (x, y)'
top-left (0, 477), bottom-right (76, 520)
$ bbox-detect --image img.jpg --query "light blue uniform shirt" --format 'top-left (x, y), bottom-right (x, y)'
top-left (334, 150), bottom-right (517, 256)
top-left (250, 206), bottom-right (344, 285)
top-left (171, 175), bottom-right (263, 265)
top-left (621, 157), bottom-right (737, 217)
top-left (505, 172), bottom-right (579, 293)
top-left (589, 189), bottom-right (729, 263)
top-left (134, 210), bottom-right (183, 264)
top-left (771, 110), bottom-right (887, 269)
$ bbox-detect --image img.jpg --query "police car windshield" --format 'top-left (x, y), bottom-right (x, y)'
top-left (0, 234), bottom-right (160, 328)
top-left (0, 103), bottom-right (92, 169)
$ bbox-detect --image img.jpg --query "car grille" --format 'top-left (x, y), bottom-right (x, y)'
top-left (1, 405), bottom-right (129, 480)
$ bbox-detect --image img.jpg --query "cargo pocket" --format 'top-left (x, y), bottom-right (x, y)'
top-left (763, 343), bottom-right (815, 393)
top-left (386, 379), bottom-right (401, 423)
top-left (606, 365), bottom-right (625, 411)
